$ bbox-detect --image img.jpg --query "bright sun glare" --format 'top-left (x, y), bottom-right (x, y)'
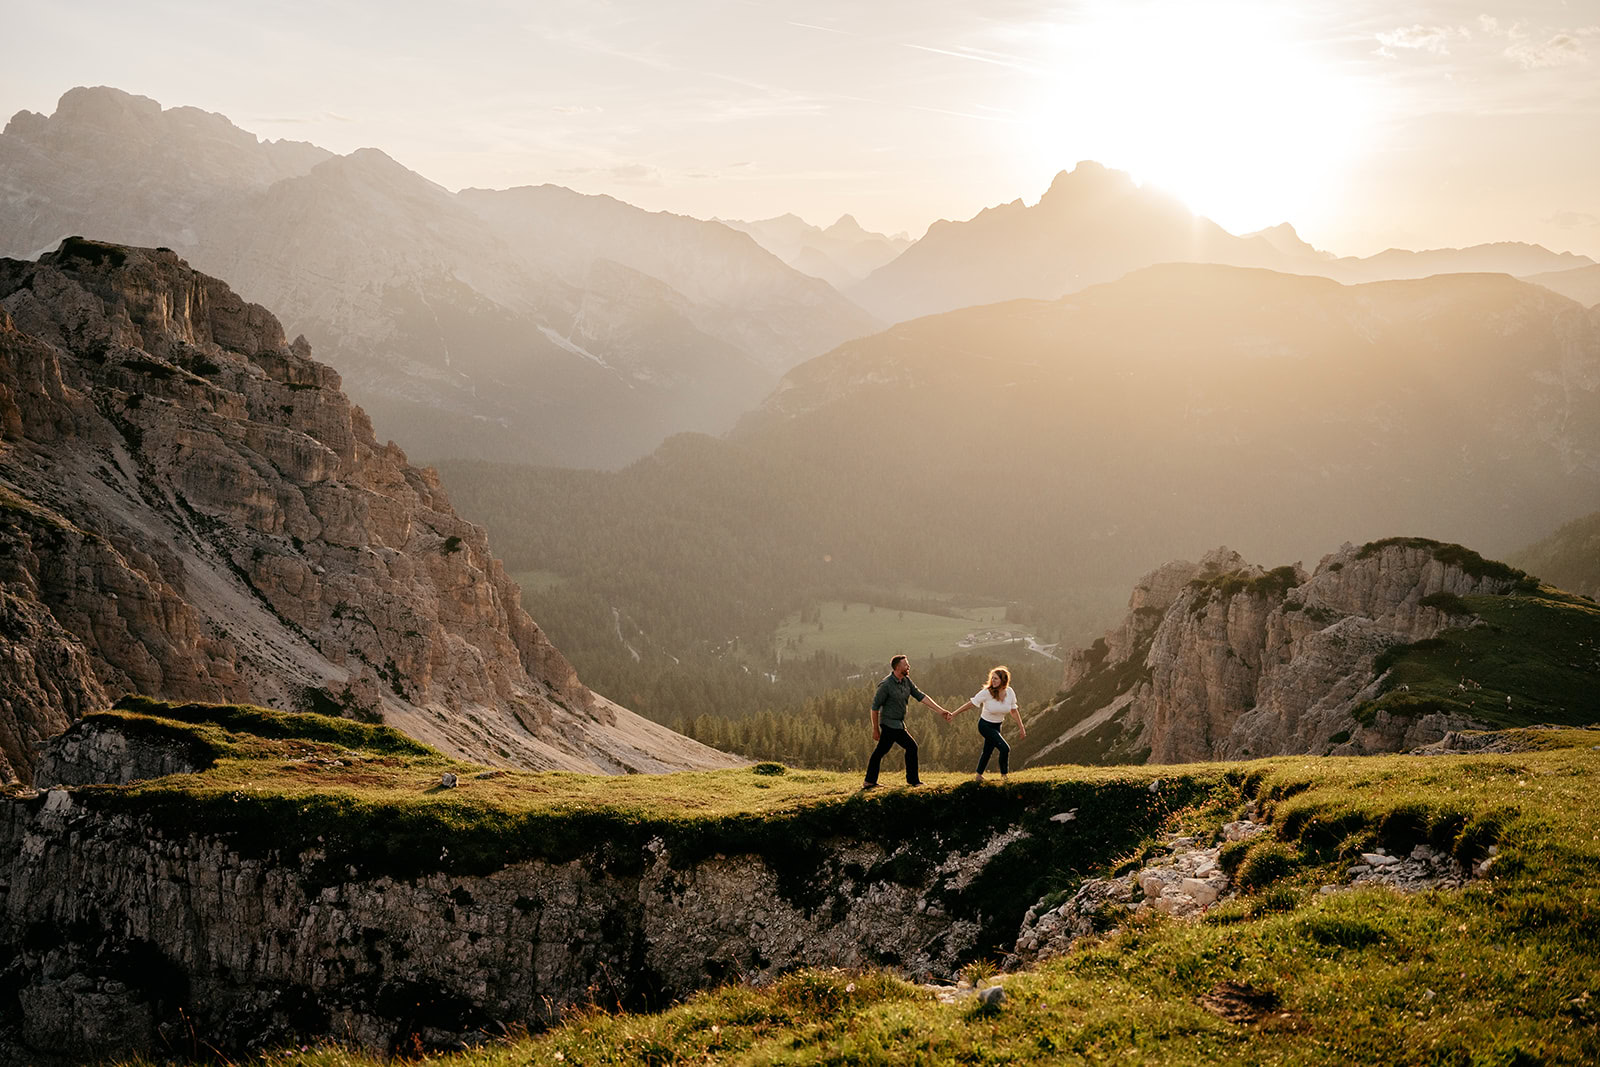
top-left (1030, 1), bottom-right (1373, 234)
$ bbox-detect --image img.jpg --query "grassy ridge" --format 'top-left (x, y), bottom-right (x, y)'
top-left (66, 700), bottom-right (1200, 923)
top-left (1356, 585), bottom-right (1600, 728)
top-left (79, 702), bottom-right (1600, 1063)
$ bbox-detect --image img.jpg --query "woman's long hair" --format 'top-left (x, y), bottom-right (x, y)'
top-left (986, 666), bottom-right (1010, 701)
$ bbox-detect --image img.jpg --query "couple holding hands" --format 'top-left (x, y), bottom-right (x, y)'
top-left (863, 654), bottom-right (1027, 789)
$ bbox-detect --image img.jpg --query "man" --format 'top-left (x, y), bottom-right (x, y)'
top-left (864, 654), bottom-right (950, 788)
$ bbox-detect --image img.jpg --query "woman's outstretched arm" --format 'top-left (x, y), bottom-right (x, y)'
top-left (945, 700), bottom-right (974, 722)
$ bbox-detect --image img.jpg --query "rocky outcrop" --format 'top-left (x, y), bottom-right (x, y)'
top-left (1027, 540), bottom-right (1528, 765)
top-left (0, 240), bottom-right (737, 782)
top-left (1013, 815), bottom-right (1267, 965)
top-left (0, 787), bottom-right (1022, 1061)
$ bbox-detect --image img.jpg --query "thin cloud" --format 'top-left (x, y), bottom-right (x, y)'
top-left (252, 112), bottom-right (355, 125)
top-left (560, 163), bottom-right (663, 185)
top-left (902, 42), bottom-right (1040, 75)
top-left (903, 102), bottom-right (1026, 123)
top-left (551, 105), bottom-right (604, 115)
top-left (787, 20), bottom-right (855, 36)
top-left (1544, 210), bottom-right (1600, 230)
top-left (1506, 32), bottom-right (1588, 69)
top-left (1374, 24), bottom-right (1464, 56)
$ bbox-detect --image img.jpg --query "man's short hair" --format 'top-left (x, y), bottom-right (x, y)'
top-left (890, 654), bottom-right (907, 671)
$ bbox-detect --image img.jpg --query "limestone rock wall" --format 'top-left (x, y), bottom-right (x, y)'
top-left (0, 241), bottom-right (737, 781)
top-left (1038, 541), bottom-right (1520, 763)
top-left (0, 792), bottom-right (1016, 1062)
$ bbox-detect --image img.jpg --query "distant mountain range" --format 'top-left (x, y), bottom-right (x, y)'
top-left (846, 161), bottom-right (1596, 323)
top-left (0, 87), bottom-right (879, 467)
top-left (719, 213), bottom-right (913, 290)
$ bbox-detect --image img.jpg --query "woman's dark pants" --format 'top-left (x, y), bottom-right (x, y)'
top-left (865, 726), bottom-right (920, 785)
top-left (977, 718), bottom-right (1009, 775)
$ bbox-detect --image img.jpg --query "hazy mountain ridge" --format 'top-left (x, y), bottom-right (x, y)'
top-left (847, 161), bottom-right (1596, 324)
top-left (1522, 263), bottom-right (1600, 308)
top-left (1016, 538), bottom-right (1597, 767)
top-left (0, 239), bottom-right (734, 782)
top-left (0, 87), bottom-right (879, 467)
top-left (719, 212), bottom-right (913, 290)
top-left (1509, 509), bottom-right (1600, 596)
top-left (739, 265), bottom-right (1600, 576)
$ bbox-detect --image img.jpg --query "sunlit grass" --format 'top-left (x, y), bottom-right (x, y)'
top-left (89, 700), bottom-right (1600, 1065)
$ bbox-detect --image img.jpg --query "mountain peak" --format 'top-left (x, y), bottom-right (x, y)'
top-left (825, 214), bottom-right (868, 238)
top-left (52, 85), bottom-right (163, 127)
top-left (1040, 160), bottom-right (1138, 205)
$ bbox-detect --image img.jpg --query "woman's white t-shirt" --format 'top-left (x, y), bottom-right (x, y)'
top-left (971, 686), bottom-right (1017, 723)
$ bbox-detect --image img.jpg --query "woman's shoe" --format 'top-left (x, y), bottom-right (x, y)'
top-left (973, 773), bottom-right (984, 784)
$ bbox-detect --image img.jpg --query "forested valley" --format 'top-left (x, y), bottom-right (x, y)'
top-left (435, 449), bottom-right (1083, 769)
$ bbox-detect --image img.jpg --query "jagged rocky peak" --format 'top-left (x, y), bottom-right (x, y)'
top-left (1038, 160), bottom-right (1140, 207)
top-left (1031, 538), bottom-right (1536, 768)
top-left (0, 239), bottom-right (736, 782)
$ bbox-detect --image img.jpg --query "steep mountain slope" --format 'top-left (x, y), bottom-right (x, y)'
top-left (1018, 539), bottom-right (1597, 767)
top-left (847, 161), bottom-right (1595, 324)
top-left (0, 87), bottom-right (878, 467)
top-left (460, 187), bottom-right (879, 368)
top-left (0, 239), bottom-right (736, 783)
top-left (740, 265), bottom-right (1600, 599)
top-left (1509, 509), bottom-right (1600, 597)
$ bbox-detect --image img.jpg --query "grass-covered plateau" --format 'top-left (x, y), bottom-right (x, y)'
top-left (75, 698), bottom-right (1600, 1065)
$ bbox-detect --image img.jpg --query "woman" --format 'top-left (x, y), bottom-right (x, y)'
top-left (944, 666), bottom-right (1026, 782)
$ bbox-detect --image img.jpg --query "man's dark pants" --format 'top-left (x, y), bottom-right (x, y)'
top-left (865, 726), bottom-right (919, 785)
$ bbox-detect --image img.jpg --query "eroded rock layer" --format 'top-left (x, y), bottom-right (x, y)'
top-left (0, 240), bottom-right (735, 780)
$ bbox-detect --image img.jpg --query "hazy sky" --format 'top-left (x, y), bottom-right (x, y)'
top-left (4, 1), bottom-right (1598, 257)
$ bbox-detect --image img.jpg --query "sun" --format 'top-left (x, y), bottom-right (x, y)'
top-left (1026, 0), bottom-right (1373, 235)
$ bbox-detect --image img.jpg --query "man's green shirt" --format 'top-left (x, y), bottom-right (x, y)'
top-left (872, 672), bottom-right (926, 730)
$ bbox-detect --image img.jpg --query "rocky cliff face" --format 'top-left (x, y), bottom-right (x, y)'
top-left (0, 788), bottom-right (1008, 1061)
top-left (1027, 540), bottom-right (1529, 765)
top-left (0, 239), bottom-right (736, 782)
